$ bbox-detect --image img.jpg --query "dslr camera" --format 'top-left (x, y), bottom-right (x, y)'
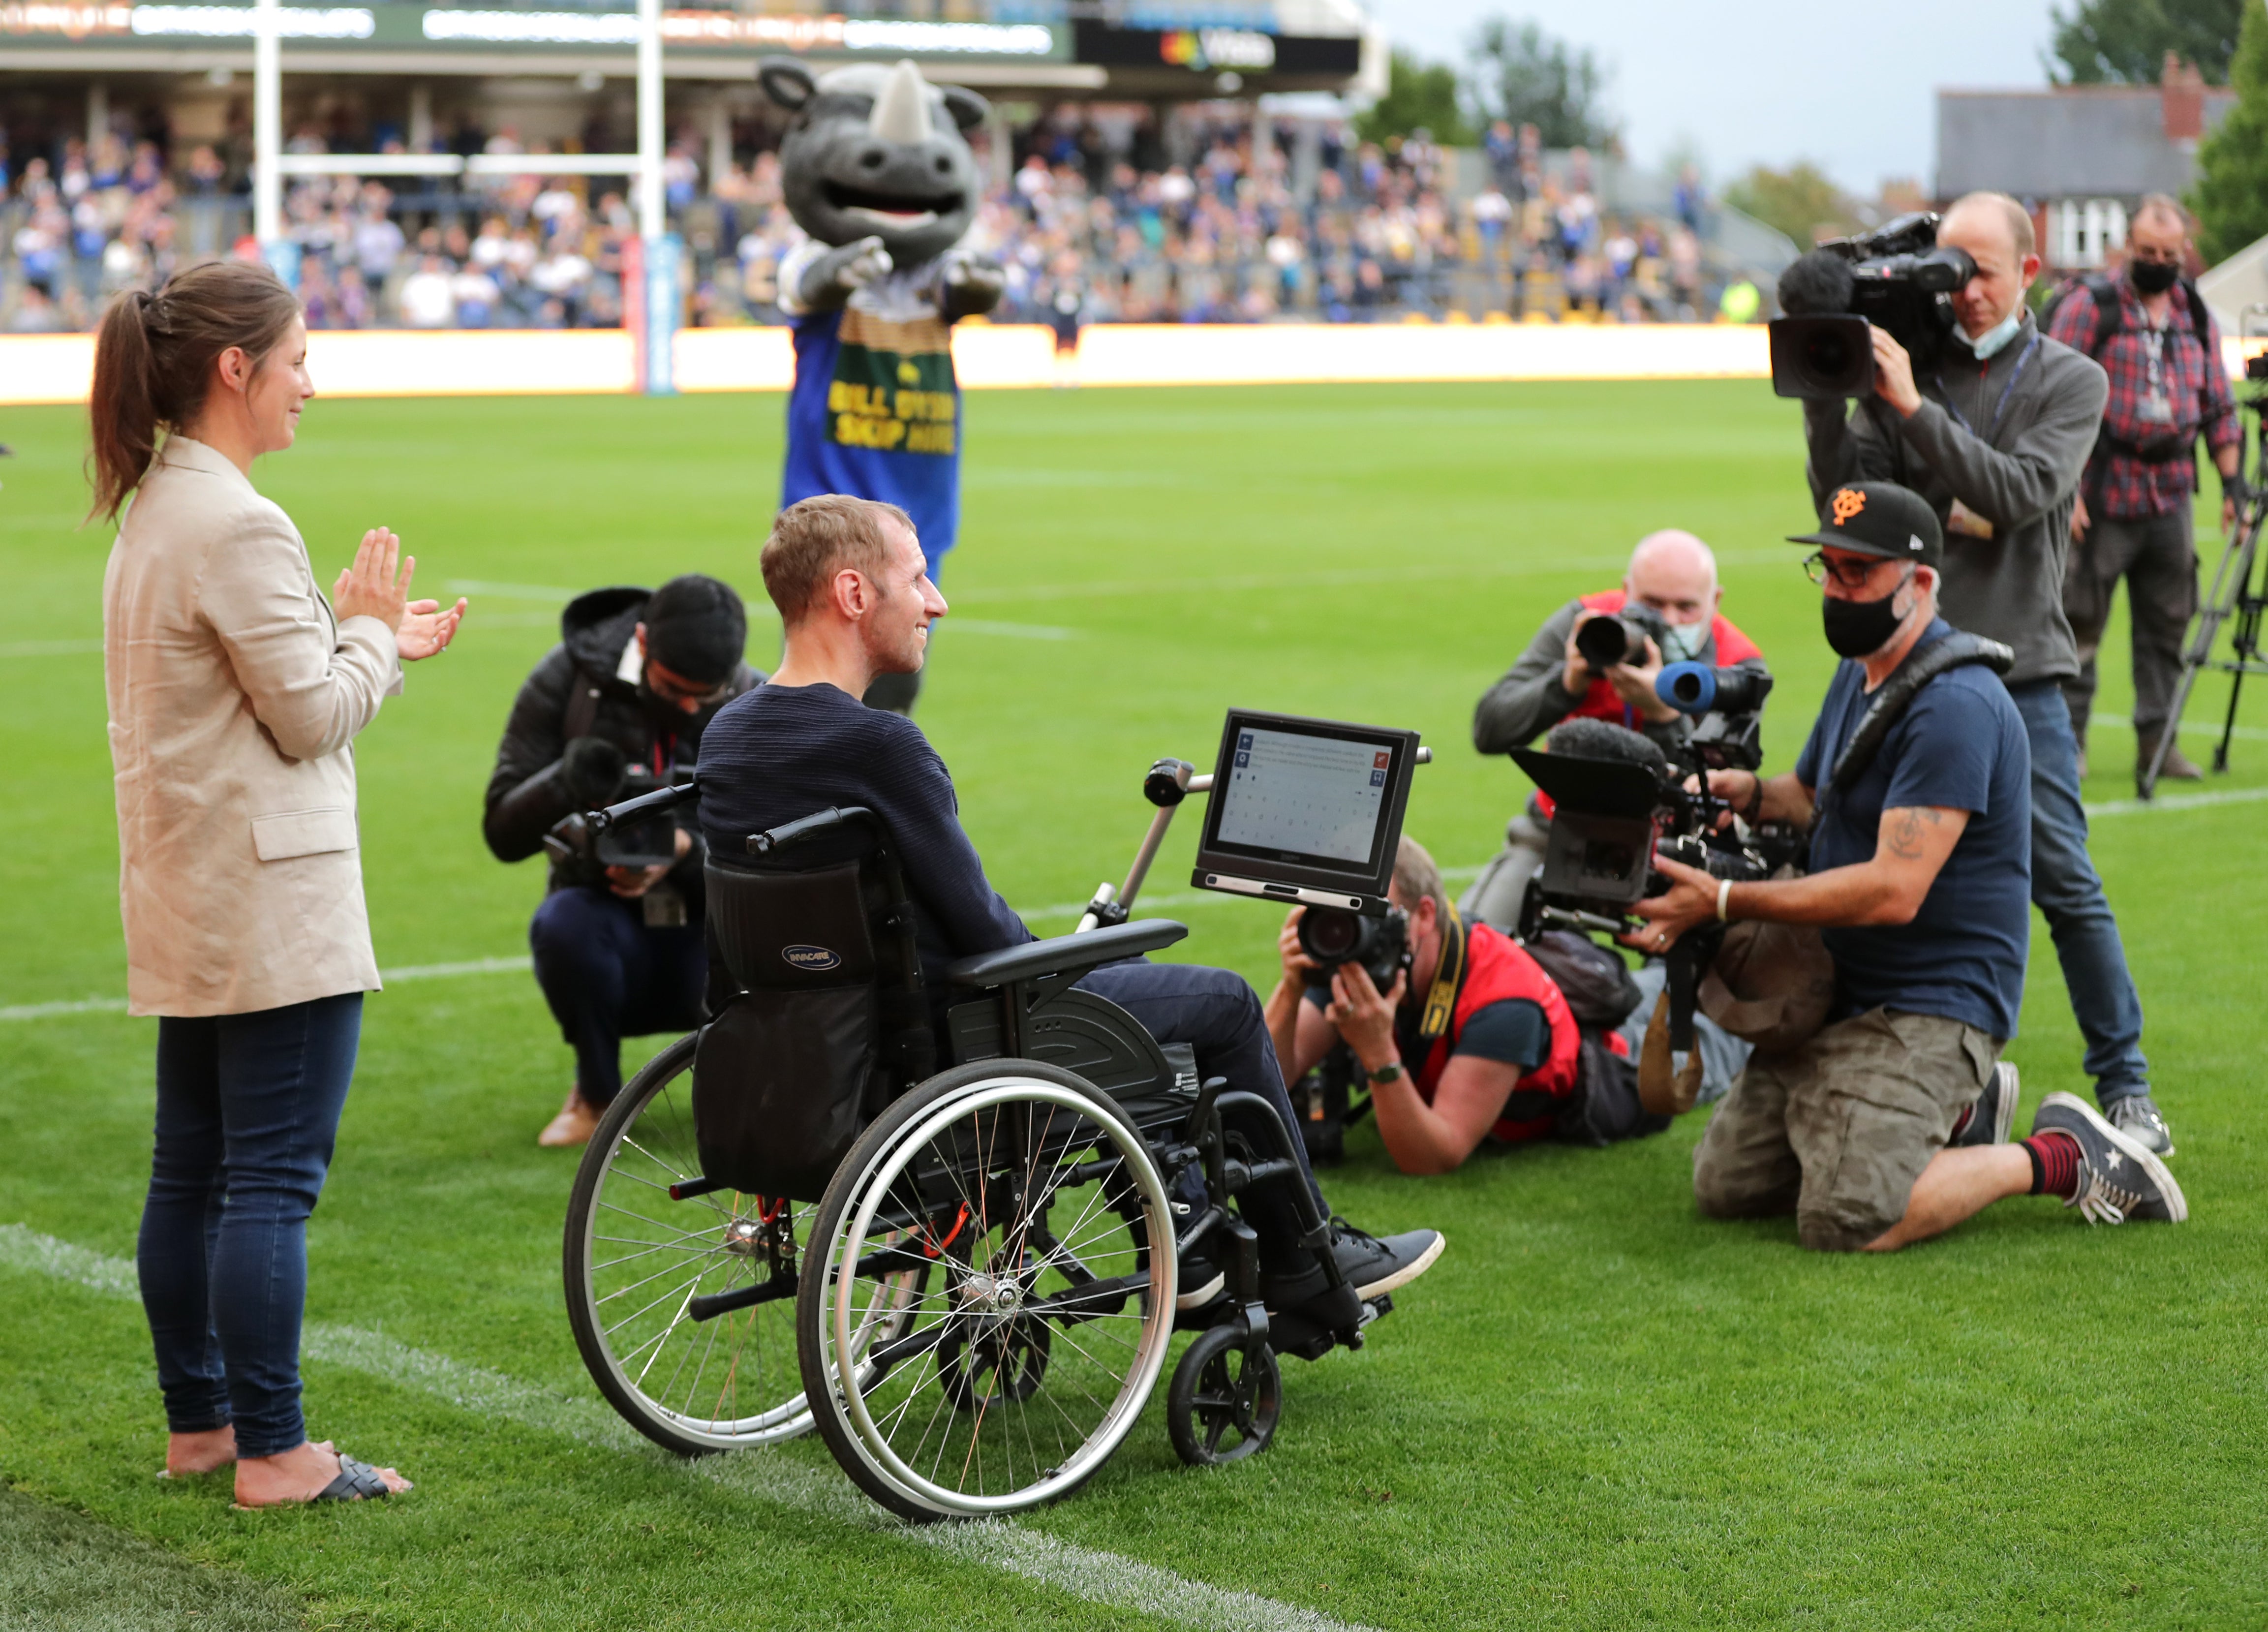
top-left (1573, 601), bottom-right (1670, 671)
top-left (544, 763), bottom-right (688, 870)
top-left (1769, 212), bottom-right (1978, 400)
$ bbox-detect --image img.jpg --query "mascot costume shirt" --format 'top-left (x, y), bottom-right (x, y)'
top-left (758, 57), bottom-right (1005, 713)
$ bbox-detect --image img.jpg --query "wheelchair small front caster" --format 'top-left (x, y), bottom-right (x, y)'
top-left (1167, 1323), bottom-right (1281, 1466)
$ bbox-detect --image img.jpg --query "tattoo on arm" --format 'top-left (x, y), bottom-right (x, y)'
top-left (1883, 806), bottom-right (1943, 861)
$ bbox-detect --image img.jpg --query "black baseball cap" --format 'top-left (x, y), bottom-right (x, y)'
top-left (1786, 480), bottom-right (1943, 569)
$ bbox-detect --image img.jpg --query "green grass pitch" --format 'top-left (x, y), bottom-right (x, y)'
top-left (1, 380), bottom-right (2264, 1630)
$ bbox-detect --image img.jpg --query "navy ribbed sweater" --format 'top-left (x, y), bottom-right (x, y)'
top-left (696, 682), bottom-right (1034, 989)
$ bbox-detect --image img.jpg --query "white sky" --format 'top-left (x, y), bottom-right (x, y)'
top-left (1361, 0), bottom-right (2061, 196)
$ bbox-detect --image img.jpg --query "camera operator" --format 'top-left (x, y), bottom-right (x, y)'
top-left (484, 576), bottom-right (763, 1148)
top-left (1263, 837), bottom-right (1582, 1176)
top-left (2045, 194), bottom-right (2241, 788)
top-left (1466, 530), bottom-right (1768, 932)
top-left (1632, 482), bottom-right (2185, 1250)
top-left (1801, 191), bottom-right (2174, 1157)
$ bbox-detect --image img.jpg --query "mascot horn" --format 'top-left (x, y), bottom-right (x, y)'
top-left (758, 55), bottom-right (1006, 715)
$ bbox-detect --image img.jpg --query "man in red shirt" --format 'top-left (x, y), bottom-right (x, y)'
top-left (1265, 838), bottom-right (1585, 1175)
top-left (1465, 529), bottom-right (1769, 931)
top-left (2045, 194), bottom-right (2242, 787)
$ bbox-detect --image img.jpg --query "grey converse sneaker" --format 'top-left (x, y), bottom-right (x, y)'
top-left (2106, 1092), bottom-right (2174, 1157)
top-left (2033, 1092), bottom-right (2187, 1225)
top-left (1948, 1062), bottom-right (2020, 1148)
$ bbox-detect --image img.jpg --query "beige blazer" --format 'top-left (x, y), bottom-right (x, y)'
top-left (103, 436), bottom-right (402, 1016)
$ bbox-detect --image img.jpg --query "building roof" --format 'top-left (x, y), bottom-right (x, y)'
top-left (1935, 85), bottom-right (2236, 200)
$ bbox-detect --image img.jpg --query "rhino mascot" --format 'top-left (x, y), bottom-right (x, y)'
top-left (757, 55), bottom-right (1006, 714)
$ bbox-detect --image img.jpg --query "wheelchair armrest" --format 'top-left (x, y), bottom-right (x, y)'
top-left (946, 920), bottom-right (1187, 989)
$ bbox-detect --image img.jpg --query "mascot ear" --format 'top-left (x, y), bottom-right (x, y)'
top-left (756, 57), bottom-right (815, 112)
top-left (939, 84), bottom-right (990, 134)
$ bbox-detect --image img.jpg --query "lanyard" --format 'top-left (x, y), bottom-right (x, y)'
top-left (1936, 332), bottom-right (2041, 443)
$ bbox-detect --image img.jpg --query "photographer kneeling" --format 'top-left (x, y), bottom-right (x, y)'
top-left (1466, 530), bottom-right (1768, 933)
top-left (1633, 482), bottom-right (2184, 1250)
top-left (484, 577), bottom-right (763, 1147)
top-left (1265, 837), bottom-right (1607, 1177)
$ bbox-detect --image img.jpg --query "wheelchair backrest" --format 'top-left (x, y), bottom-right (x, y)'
top-left (705, 860), bottom-right (879, 992)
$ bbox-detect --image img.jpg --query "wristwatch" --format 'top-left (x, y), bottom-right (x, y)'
top-left (1366, 1060), bottom-right (1406, 1086)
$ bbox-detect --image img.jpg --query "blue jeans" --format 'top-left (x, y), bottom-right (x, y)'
top-left (1073, 961), bottom-right (1330, 1277)
top-left (529, 886), bottom-right (708, 1107)
top-left (2008, 679), bottom-right (2149, 1102)
top-left (138, 992), bottom-right (362, 1459)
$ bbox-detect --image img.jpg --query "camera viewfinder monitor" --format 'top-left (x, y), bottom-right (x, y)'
top-left (1191, 709), bottom-right (1423, 916)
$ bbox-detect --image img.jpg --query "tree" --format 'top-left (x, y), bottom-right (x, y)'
top-left (1355, 50), bottom-right (1475, 147)
top-left (2190, 0), bottom-right (2268, 260)
top-left (2047, 0), bottom-right (2243, 85)
top-left (1465, 18), bottom-right (1614, 151)
top-left (1721, 162), bottom-right (1860, 249)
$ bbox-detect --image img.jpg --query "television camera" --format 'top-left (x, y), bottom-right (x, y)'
top-left (1510, 664), bottom-right (1801, 1061)
top-left (1769, 212), bottom-right (1979, 400)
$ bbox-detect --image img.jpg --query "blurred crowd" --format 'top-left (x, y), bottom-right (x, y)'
top-left (4, 108), bottom-right (1743, 335)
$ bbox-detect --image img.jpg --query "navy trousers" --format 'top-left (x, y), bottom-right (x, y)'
top-left (529, 886), bottom-right (707, 1106)
top-left (138, 992), bottom-right (362, 1458)
top-left (1074, 960), bottom-right (1329, 1277)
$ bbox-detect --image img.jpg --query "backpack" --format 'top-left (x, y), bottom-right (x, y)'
top-left (2041, 273), bottom-right (2215, 470)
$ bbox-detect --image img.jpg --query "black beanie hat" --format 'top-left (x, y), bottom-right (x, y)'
top-left (643, 574), bottom-right (747, 684)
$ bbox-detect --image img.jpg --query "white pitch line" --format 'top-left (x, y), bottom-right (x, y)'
top-left (2083, 784), bottom-right (2268, 818)
top-left (0, 1223), bottom-right (1373, 1632)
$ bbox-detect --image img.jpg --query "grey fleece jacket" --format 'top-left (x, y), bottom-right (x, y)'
top-left (1803, 312), bottom-right (2108, 687)
top-left (1471, 597), bottom-right (1771, 755)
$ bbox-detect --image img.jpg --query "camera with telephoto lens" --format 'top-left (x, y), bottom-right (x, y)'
top-left (1574, 601), bottom-right (1671, 671)
top-left (1297, 903), bottom-right (1410, 993)
top-left (1769, 212), bottom-right (1979, 400)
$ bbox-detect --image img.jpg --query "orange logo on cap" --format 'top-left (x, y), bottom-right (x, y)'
top-left (1831, 488), bottom-right (1867, 524)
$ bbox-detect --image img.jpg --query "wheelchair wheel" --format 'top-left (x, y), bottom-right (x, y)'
top-left (564, 1034), bottom-right (923, 1455)
top-left (799, 1060), bottom-right (1179, 1520)
top-left (1166, 1324), bottom-right (1280, 1467)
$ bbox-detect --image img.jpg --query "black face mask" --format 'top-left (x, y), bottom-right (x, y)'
top-left (2131, 258), bottom-right (2180, 296)
top-left (1822, 584), bottom-right (1907, 658)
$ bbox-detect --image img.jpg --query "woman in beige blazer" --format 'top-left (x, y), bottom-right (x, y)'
top-left (93, 263), bottom-right (464, 1508)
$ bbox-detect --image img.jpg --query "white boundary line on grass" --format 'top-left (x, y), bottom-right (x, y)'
top-left (0, 1222), bottom-right (1374, 1632)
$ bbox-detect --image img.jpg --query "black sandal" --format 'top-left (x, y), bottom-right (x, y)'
top-left (312, 1455), bottom-right (398, 1501)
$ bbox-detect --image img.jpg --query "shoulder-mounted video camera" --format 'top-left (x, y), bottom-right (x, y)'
top-left (1770, 212), bottom-right (1978, 400)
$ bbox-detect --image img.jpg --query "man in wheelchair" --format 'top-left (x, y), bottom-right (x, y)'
top-left (694, 494), bottom-right (1445, 1321)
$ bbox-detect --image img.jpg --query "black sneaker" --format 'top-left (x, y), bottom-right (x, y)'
top-left (1324, 1220), bottom-right (1445, 1300)
top-left (2106, 1092), bottom-right (2175, 1157)
top-left (1948, 1062), bottom-right (2020, 1148)
top-left (2032, 1091), bottom-right (2188, 1225)
top-left (1175, 1251), bottom-right (1225, 1312)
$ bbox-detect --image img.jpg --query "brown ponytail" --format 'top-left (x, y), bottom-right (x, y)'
top-left (87, 261), bottom-right (302, 523)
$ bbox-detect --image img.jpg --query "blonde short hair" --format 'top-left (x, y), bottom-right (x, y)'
top-left (1393, 835), bottom-right (1447, 918)
top-left (760, 494), bottom-right (915, 623)
top-left (1945, 191), bottom-right (2036, 261)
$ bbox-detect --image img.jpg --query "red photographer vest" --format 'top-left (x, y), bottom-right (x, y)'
top-left (1415, 920), bottom-right (1584, 1145)
top-left (1569, 589), bottom-right (1764, 731)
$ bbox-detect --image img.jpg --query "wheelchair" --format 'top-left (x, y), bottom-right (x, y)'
top-left (561, 786), bottom-right (1385, 1521)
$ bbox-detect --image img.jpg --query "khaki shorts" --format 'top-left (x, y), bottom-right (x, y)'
top-left (1691, 1007), bottom-right (2001, 1252)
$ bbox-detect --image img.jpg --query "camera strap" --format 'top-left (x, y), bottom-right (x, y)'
top-left (1934, 332), bottom-right (2040, 444)
top-left (1822, 632), bottom-right (2016, 812)
top-left (1416, 903), bottom-right (1468, 1044)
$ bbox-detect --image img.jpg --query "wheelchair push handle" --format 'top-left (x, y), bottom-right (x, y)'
top-left (586, 775), bottom-right (700, 835)
top-left (748, 804), bottom-right (887, 857)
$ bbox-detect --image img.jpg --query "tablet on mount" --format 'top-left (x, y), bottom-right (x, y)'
top-left (1190, 709), bottom-right (1423, 918)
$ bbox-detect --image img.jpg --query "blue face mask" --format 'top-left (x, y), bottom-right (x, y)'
top-left (1962, 308), bottom-right (2024, 360)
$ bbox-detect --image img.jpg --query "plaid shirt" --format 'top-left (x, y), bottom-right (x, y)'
top-left (2045, 276), bottom-right (2240, 518)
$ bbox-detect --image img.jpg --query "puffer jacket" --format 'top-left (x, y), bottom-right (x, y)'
top-left (483, 586), bottom-right (764, 904)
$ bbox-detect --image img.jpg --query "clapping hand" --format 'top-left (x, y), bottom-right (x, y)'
top-left (397, 588), bottom-right (467, 662)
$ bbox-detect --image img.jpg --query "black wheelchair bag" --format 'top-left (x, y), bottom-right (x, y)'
top-left (693, 860), bottom-right (903, 1202)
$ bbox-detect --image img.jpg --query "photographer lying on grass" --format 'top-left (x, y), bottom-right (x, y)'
top-left (1629, 481), bottom-right (2186, 1250)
